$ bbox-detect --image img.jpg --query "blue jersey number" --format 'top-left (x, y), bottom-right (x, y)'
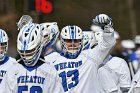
top-left (59, 69), bottom-right (79, 92)
top-left (18, 86), bottom-right (42, 93)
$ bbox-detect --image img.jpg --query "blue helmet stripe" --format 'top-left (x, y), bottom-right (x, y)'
top-left (73, 26), bottom-right (75, 39)
top-left (21, 24), bottom-right (36, 50)
top-left (27, 24), bottom-right (36, 49)
top-left (28, 24), bottom-right (36, 43)
top-left (21, 27), bottom-right (27, 50)
top-left (23, 40), bottom-right (26, 50)
top-left (68, 26), bottom-right (72, 39)
top-left (74, 26), bottom-right (76, 39)
top-left (71, 26), bottom-right (74, 39)
top-left (0, 31), bottom-right (2, 42)
top-left (1, 31), bottom-right (4, 42)
top-left (0, 30), bottom-right (2, 42)
top-left (71, 30), bottom-right (74, 39)
top-left (97, 16), bottom-right (100, 23)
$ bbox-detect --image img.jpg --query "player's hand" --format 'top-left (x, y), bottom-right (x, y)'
top-left (104, 25), bottom-right (114, 33)
top-left (93, 14), bottom-right (113, 26)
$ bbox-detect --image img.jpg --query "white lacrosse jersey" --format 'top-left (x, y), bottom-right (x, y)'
top-left (45, 32), bottom-right (116, 93)
top-left (0, 57), bottom-right (64, 93)
top-left (98, 66), bottom-right (118, 93)
top-left (98, 56), bottom-right (131, 93)
top-left (0, 56), bottom-right (16, 84)
top-left (131, 69), bottom-right (140, 93)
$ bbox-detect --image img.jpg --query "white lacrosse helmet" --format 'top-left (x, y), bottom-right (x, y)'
top-left (17, 23), bottom-right (43, 66)
top-left (40, 22), bottom-right (59, 52)
top-left (114, 31), bottom-right (120, 40)
top-left (17, 15), bottom-right (33, 30)
top-left (121, 40), bottom-right (135, 49)
top-left (0, 29), bottom-right (8, 61)
top-left (60, 25), bottom-right (83, 58)
top-left (134, 35), bottom-right (140, 44)
top-left (82, 31), bottom-right (96, 50)
top-left (121, 39), bottom-right (135, 56)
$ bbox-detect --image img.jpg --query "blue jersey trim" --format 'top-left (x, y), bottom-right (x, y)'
top-left (109, 55), bottom-right (113, 61)
top-left (23, 65), bottom-right (40, 72)
top-left (0, 56), bottom-right (9, 65)
top-left (60, 49), bottom-right (81, 59)
top-left (19, 56), bottom-right (45, 72)
top-left (128, 53), bottom-right (139, 61)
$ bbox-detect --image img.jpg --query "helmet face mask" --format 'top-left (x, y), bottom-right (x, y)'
top-left (18, 42), bottom-right (41, 63)
top-left (62, 39), bottom-right (82, 54)
top-left (0, 42), bottom-right (8, 61)
top-left (17, 23), bottom-right (43, 66)
top-left (0, 29), bottom-right (8, 61)
top-left (121, 40), bottom-right (135, 56)
top-left (60, 26), bottom-right (83, 58)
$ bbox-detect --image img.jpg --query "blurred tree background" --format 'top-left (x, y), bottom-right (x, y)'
top-left (0, 0), bottom-right (139, 57)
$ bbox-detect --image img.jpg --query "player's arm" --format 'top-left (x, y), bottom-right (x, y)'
top-left (128, 69), bottom-right (140, 93)
top-left (119, 59), bottom-right (131, 93)
top-left (89, 14), bottom-right (116, 65)
top-left (98, 67), bottom-right (118, 93)
top-left (0, 69), bottom-right (17, 93)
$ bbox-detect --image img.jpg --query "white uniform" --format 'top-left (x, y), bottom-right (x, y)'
top-left (0, 57), bottom-right (64, 93)
top-left (0, 56), bottom-right (16, 84)
top-left (98, 56), bottom-right (131, 93)
top-left (98, 66), bottom-right (118, 93)
top-left (45, 32), bottom-right (116, 93)
top-left (130, 69), bottom-right (140, 93)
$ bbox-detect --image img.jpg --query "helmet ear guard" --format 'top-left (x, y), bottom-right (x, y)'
top-left (60, 25), bottom-right (83, 58)
top-left (17, 23), bottom-right (44, 66)
top-left (0, 29), bottom-right (8, 61)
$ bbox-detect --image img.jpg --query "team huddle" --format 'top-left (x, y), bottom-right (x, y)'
top-left (0, 14), bottom-right (138, 93)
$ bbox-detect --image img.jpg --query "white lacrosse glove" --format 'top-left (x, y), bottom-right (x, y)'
top-left (93, 14), bottom-right (113, 27)
top-left (104, 25), bottom-right (114, 33)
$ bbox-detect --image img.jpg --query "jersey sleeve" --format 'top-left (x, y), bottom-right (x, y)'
top-left (98, 67), bottom-right (118, 93)
top-left (132, 69), bottom-right (140, 87)
top-left (0, 67), bottom-right (17, 93)
top-left (119, 60), bottom-right (131, 89)
top-left (132, 69), bottom-right (140, 93)
top-left (84, 32), bottom-right (116, 66)
top-left (106, 57), bottom-right (131, 92)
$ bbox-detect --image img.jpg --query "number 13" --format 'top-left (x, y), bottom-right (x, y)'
top-left (59, 69), bottom-right (79, 92)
